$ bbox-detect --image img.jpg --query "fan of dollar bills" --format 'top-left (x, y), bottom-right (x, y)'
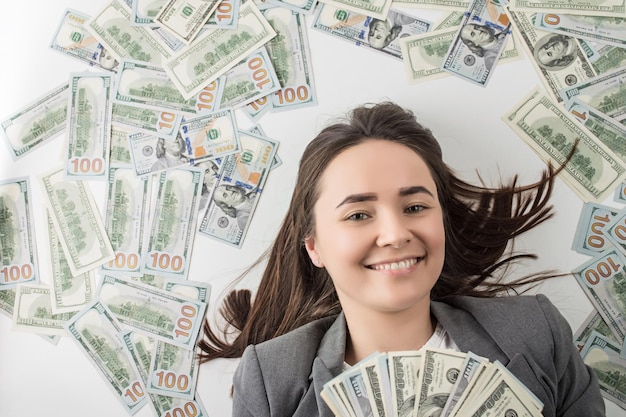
top-left (322, 348), bottom-right (543, 417)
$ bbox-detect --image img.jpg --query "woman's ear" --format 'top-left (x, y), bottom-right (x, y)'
top-left (304, 236), bottom-right (323, 268)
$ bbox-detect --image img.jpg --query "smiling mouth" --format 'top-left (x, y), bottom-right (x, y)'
top-left (367, 257), bottom-right (422, 271)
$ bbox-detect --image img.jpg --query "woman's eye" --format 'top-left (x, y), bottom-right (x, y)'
top-left (347, 212), bottom-right (369, 221)
top-left (406, 204), bottom-right (425, 214)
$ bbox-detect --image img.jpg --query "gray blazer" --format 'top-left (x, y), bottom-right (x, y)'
top-left (232, 295), bottom-right (605, 417)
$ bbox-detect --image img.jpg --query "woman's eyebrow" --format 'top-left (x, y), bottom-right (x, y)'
top-left (336, 186), bottom-right (433, 208)
top-left (336, 193), bottom-right (376, 208)
top-left (399, 185), bottom-right (433, 197)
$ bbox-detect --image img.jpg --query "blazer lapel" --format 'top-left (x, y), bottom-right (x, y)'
top-left (431, 299), bottom-right (510, 365)
top-left (293, 313), bottom-right (347, 417)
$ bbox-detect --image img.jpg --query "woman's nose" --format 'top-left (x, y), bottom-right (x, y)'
top-left (375, 212), bottom-right (413, 249)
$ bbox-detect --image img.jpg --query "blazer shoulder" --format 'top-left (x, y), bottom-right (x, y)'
top-left (250, 314), bottom-right (339, 379)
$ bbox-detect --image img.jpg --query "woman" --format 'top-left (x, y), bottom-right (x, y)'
top-left (199, 102), bottom-right (604, 416)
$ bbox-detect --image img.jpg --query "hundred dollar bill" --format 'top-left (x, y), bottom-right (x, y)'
top-left (571, 203), bottom-right (618, 256)
top-left (115, 60), bottom-right (223, 115)
top-left (217, 47), bottom-right (281, 110)
top-left (509, 0), bottom-right (626, 18)
top-left (414, 348), bottom-right (466, 417)
top-left (317, 0), bottom-right (392, 20)
top-left (616, 181), bottom-right (626, 204)
top-left (198, 131), bottom-right (279, 247)
top-left (102, 166), bottom-right (153, 275)
top-left (263, 7), bottom-right (318, 111)
top-left (180, 109), bottom-right (240, 163)
top-left (441, 0), bottom-right (512, 86)
top-left (604, 207), bottom-right (626, 257)
top-left (580, 331), bottom-right (626, 409)
top-left (148, 286), bottom-right (207, 405)
top-left (388, 351), bottom-right (421, 417)
top-left (267, 0), bottom-right (317, 14)
top-left (131, 0), bottom-right (167, 25)
top-left (243, 96), bottom-right (272, 121)
top-left (360, 353), bottom-right (392, 417)
top-left (330, 378), bottom-right (359, 417)
top-left (98, 274), bottom-right (207, 348)
top-left (40, 169), bottom-right (115, 276)
top-left (0, 177), bottom-right (39, 289)
top-left (393, 0), bottom-right (469, 9)
top-left (573, 248), bottom-right (626, 342)
top-left (578, 39), bottom-right (626, 76)
top-left (340, 365), bottom-right (375, 417)
top-left (574, 310), bottom-right (616, 352)
top-left (1, 83), bottom-right (68, 160)
top-left (560, 66), bottom-right (626, 124)
top-left (128, 131), bottom-right (190, 176)
top-left (195, 158), bottom-right (224, 213)
top-left (441, 352), bottom-right (486, 417)
top-left (46, 211), bottom-right (95, 314)
top-left (435, 11), bottom-right (463, 29)
top-left (502, 88), bottom-right (626, 203)
top-left (87, 0), bottom-right (173, 66)
top-left (142, 167), bottom-right (203, 279)
top-left (566, 97), bottom-right (626, 164)
top-left (110, 124), bottom-right (133, 165)
top-left (312, 5), bottom-right (432, 61)
top-left (400, 26), bottom-right (519, 84)
top-left (509, 11), bottom-right (596, 103)
top-left (535, 13), bottom-right (626, 49)
top-left (156, 0), bottom-right (221, 44)
top-left (147, 341), bottom-right (199, 399)
top-left (149, 392), bottom-right (210, 417)
top-left (112, 102), bottom-right (183, 140)
top-left (65, 72), bottom-right (113, 180)
top-left (206, 0), bottom-right (240, 29)
top-left (461, 366), bottom-right (543, 417)
top-left (164, 1), bottom-right (276, 100)
top-left (13, 284), bottom-right (74, 336)
top-left (0, 288), bottom-right (15, 317)
top-left (50, 9), bottom-right (120, 72)
top-left (66, 300), bottom-right (148, 414)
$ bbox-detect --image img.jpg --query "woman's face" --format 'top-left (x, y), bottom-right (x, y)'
top-left (305, 139), bottom-right (445, 315)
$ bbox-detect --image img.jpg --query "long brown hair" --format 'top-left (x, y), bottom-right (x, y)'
top-left (198, 102), bottom-right (559, 361)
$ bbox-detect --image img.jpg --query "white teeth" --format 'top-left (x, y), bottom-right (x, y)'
top-left (370, 258), bottom-right (419, 271)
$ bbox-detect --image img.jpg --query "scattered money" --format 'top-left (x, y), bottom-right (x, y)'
top-left (509, 10), bottom-right (597, 103)
top-left (65, 72), bottom-right (113, 180)
top-left (180, 109), bottom-right (240, 163)
top-left (155, 0), bottom-right (221, 44)
top-left (441, 0), bottom-right (512, 86)
top-left (40, 168), bottom-right (115, 276)
top-left (535, 13), bottom-right (626, 49)
top-left (46, 211), bottom-right (96, 314)
top-left (142, 167), bottom-right (204, 279)
top-left (1, 83), bottom-right (68, 160)
top-left (312, 5), bottom-right (432, 60)
top-left (87, 0), bottom-right (173, 66)
top-left (198, 130), bottom-right (279, 247)
top-left (571, 202), bottom-right (618, 256)
top-left (164, 1), bottom-right (277, 100)
top-left (509, 0), bottom-right (626, 18)
top-left (112, 102), bottom-right (184, 140)
top-left (0, 177), bottom-right (39, 289)
top-left (66, 300), bottom-right (149, 414)
top-left (317, 0), bottom-right (392, 20)
top-left (573, 248), bottom-right (626, 343)
top-left (502, 88), bottom-right (626, 203)
top-left (98, 274), bottom-right (207, 349)
top-left (102, 165), bottom-right (153, 275)
top-left (50, 9), bottom-right (120, 72)
top-left (13, 284), bottom-right (75, 336)
top-left (581, 331), bottom-right (626, 409)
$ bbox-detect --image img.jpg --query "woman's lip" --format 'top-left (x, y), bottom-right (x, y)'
top-left (365, 257), bottom-right (423, 271)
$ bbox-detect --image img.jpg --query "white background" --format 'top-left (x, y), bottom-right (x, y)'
top-left (0, 1), bottom-right (623, 416)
